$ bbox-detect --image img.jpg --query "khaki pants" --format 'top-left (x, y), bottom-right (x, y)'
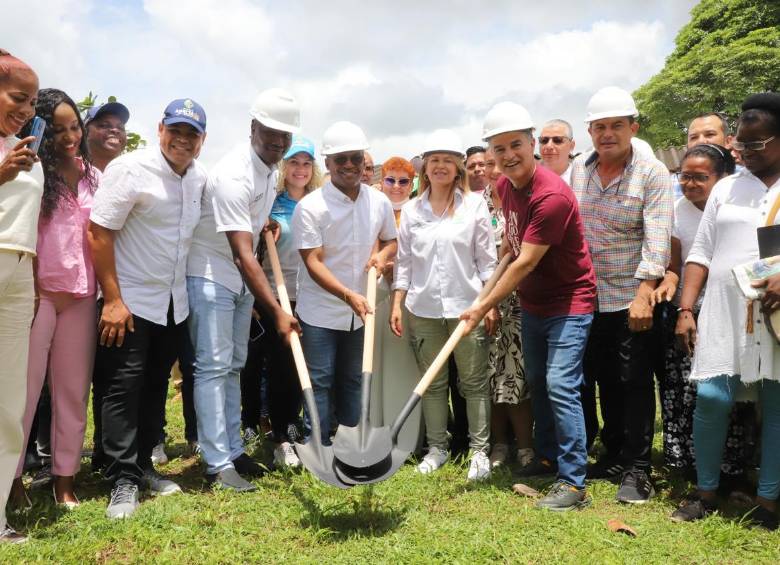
top-left (408, 313), bottom-right (490, 453)
top-left (0, 251), bottom-right (33, 530)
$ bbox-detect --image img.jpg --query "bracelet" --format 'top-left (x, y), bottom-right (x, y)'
top-left (677, 307), bottom-right (693, 315)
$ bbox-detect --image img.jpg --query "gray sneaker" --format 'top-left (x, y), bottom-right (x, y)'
top-left (143, 468), bottom-right (182, 496)
top-left (106, 483), bottom-right (139, 520)
top-left (207, 467), bottom-right (257, 492)
top-left (536, 480), bottom-right (591, 512)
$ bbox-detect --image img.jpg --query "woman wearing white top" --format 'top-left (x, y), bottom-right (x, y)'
top-left (0, 50), bottom-right (40, 544)
top-left (672, 94), bottom-right (780, 529)
top-left (391, 129), bottom-right (498, 481)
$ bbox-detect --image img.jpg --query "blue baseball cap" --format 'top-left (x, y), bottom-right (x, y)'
top-left (162, 98), bottom-right (206, 134)
top-left (85, 102), bottom-right (130, 125)
top-left (283, 134), bottom-right (316, 160)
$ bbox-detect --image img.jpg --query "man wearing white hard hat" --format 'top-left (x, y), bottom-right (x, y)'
top-left (186, 88), bottom-right (302, 491)
top-left (292, 121), bottom-right (397, 445)
top-left (391, 129), bottom-right (497, 481)
top-left (570, 86), bottom-right (672, 504)
top-left (460, 103), bottom-right (598, 509)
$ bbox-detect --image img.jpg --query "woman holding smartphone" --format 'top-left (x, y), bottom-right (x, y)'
top-left (10, 89), bottom-right (99, 509)
top-left (391, 129), bottom-right (497, 482)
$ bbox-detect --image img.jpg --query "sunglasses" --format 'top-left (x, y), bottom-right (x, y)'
top-left (679, 172), bottom-right (710, 184)
top-left (539, 136), bottom-right (570, 145)
top-left (332, 153), bottom-right (364, 166)
top-left (383, 176), bottom-right (411, 187)
top-left (732, 136), bottom-right (775, 152)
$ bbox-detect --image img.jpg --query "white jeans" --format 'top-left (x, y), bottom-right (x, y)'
top-left (0, 251), bottom-right (33, 530)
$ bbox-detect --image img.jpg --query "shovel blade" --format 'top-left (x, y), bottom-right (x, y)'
top-left (332, 446), bottom-right (411, 486)
top-left (332, 424), bottom-right (394, 469)
top-left (294, 440), bottom-right (353, 489)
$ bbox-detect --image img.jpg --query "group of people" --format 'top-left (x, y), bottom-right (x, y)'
top-left (1, 48), bottom-right (780, 545)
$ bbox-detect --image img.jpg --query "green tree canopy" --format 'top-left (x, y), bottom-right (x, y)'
top-left (633, 0), bottom-right (780, 149)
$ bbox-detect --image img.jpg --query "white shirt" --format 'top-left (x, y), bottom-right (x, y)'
top-left (90, 147), bottom-right (207, 325)
top-left (672, 196), bottom-right (704, 308)
top-left (394, 189), bottom-right (496, 318)
top-left (187, 143), bottom-right (277, 294)
top-left (0, 136), bottom-right (44, 254)
top-left (560, 163), bottom-right (573, 185)
top-left (293, 182), bottom-right (397, 331)
top-left (687, 169), bottom-right (780, 383)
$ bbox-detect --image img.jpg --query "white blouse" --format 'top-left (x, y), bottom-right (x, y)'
top-left (394, 189), bottom-right (496, 319)
top-left (686, 169), bottom-right (780, 383)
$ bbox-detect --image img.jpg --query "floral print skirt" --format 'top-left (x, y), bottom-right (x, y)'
top-left (488, 292), bottom-right (529, 405)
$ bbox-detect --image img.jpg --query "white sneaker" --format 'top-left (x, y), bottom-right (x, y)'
top-left (489, 443), bottom-right (509, 468)
top-left (151, 443), bottom-right (168, 465)
top-left (467, 451), bottom-right (491, 481)
top-left (517, 447), bottom-right (535, 468)
top-left (417, 447), bottom-right (449, 475)
top-left (273, 442), bottom-right (301, 468)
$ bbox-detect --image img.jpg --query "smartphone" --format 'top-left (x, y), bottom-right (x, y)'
top-left (28, 116), bottom-right (45, 154)
top-left (249, 317), bottom-right (265, 342)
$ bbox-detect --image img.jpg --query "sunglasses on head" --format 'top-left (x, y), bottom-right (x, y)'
top-left (332, 153), bottom-right (364, 166)
top-left (383, 176), bottom-right (411, 187)
top-left (539, 136), bottom-right (569, 145)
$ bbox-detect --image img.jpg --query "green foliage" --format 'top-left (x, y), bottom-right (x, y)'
top-left (634, 0), bottom-right (780, 148)
top-left (77, 91), bottom-right (146, 152)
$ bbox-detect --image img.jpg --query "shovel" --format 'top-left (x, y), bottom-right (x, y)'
top-left (332, 253), bottom-right (513, 485)
top-left (263, 231), bottom-right (351, 489)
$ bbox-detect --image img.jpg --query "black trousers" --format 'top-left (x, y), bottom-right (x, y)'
top-left (96, 302), bottom-right (185, 486)
top-left (448, 356), bottom-right (469, 455)
top-left (582, 309), bottom-right (656, 470)
top-left (177, 331), bottom-right (198, 443)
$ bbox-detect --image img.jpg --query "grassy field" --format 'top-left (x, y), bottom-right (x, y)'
top-left (2, 390), bottom-right (779, 564)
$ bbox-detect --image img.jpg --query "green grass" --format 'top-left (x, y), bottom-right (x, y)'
top-left (2, 391), bottom-right (779, 564)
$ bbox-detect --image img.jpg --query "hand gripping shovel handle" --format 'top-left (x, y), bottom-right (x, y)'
top-left (390, 253), bottom-right (513, 437)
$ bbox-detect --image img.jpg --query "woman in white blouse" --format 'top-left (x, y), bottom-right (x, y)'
top-left (672, 94), bottom-right (780, 529)
top-left (391, 129), bottom-right (497, 481)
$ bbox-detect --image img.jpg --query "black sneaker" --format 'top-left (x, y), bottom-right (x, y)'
top-left (536, 481), bottom-right (591, 512)
top-left (232, 453), bottom-right (267, 477)
top-left (587, 457), bottom-right (626, 480)
top-left (616, 469), bottom-right (655, 504)
top-left (670, 497), bottom-right (717, 522)
top-left (515, 456), bottom-right (558, 478)
top-left (744, 505), bottom-right (779, 531)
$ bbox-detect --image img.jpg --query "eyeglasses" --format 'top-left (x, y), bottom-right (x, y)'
top-left (732, 136), bottom-right (775, 152)
top-left (332, 153), bottom-right (364, 166)
top-left (679, 172), bottom-right (710, 184)
top-left (539, 136), bottom-right (570, 145)
top-left (383, 176), bottom-right (411, 187)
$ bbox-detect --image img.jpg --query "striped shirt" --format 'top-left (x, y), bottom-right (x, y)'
top-left (570, 148), bottom-right (673, 312)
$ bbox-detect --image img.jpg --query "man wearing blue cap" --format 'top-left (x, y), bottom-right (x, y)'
top-left (89, 98), bottom-right (208, 519)
top-left (185, 88), bottom-right (302, 491)
top-left (85, 102), bottom-right (130, 172)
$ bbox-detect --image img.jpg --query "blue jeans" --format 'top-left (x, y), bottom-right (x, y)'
top-left (521, 310), bottom-right (593, 488)
top-left (299, 320), bottom-right (363, 445)
top-left (187, 276), bottom-right (254, 474)
top-left (694, 376), bottom-right (780, 500)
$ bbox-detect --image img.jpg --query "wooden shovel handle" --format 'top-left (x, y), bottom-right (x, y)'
top-left (412, 253), bottom-right (513, 397)
top-left (263, 230), bottom-right (312, 391)
top-left (362, 266), bottom-right (378, 373)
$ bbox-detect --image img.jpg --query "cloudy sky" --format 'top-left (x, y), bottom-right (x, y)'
top-left (4, 0), bottom-right (698, 166)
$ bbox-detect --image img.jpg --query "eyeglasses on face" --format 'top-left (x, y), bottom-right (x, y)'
top-left (332, 153), bottom-right (364, 166)
top-left (732, 136), bottom-right (775, 152)
top-left (383, 176), bottom-right (411, 187)
top-left (679, 172), bottom-right (710, 184)
top-left (539, 136), bottom-right (570, 145)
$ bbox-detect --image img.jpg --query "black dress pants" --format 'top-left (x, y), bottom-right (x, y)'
top-left (97, 302), bottom-right (185, 486)
top-left (582, 309), bottom-right (655, 471)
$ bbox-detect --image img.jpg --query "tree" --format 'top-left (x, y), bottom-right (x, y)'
top-left (633, 0), bottom-right (780, 149)
top-left (77, 92), bottom-right (146, 152)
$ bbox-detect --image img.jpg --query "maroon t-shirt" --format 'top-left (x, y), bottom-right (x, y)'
top-left (497, 165), bottom-right (597, 317)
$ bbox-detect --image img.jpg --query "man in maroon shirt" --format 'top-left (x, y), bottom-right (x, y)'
top-left (461, 101), bottom-right (597, 511)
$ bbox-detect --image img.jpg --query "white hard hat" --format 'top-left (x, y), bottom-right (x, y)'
top-left (321, 121), bottom-right (370, 156)
top-left (585, 86), bottom-right (639, 123)
top-left (422, 129), bottom-right (463, 157)
top-left (249, 88), bottom-right (301, 134)
top-left (482, 102), bottom-right (535, 141)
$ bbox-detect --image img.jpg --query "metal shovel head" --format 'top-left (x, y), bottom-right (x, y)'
top-left (333, 446), bottom-right (411, 486)
top-left (332, 421), bottom-right (394, 469)
top-left (294, 438), bottom-right (352, 489)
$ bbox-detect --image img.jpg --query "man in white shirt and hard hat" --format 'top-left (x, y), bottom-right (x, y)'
top-left (292, 121), bottom-right (397, 445)
top-left (186, 88), bottom-right (302, 491)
